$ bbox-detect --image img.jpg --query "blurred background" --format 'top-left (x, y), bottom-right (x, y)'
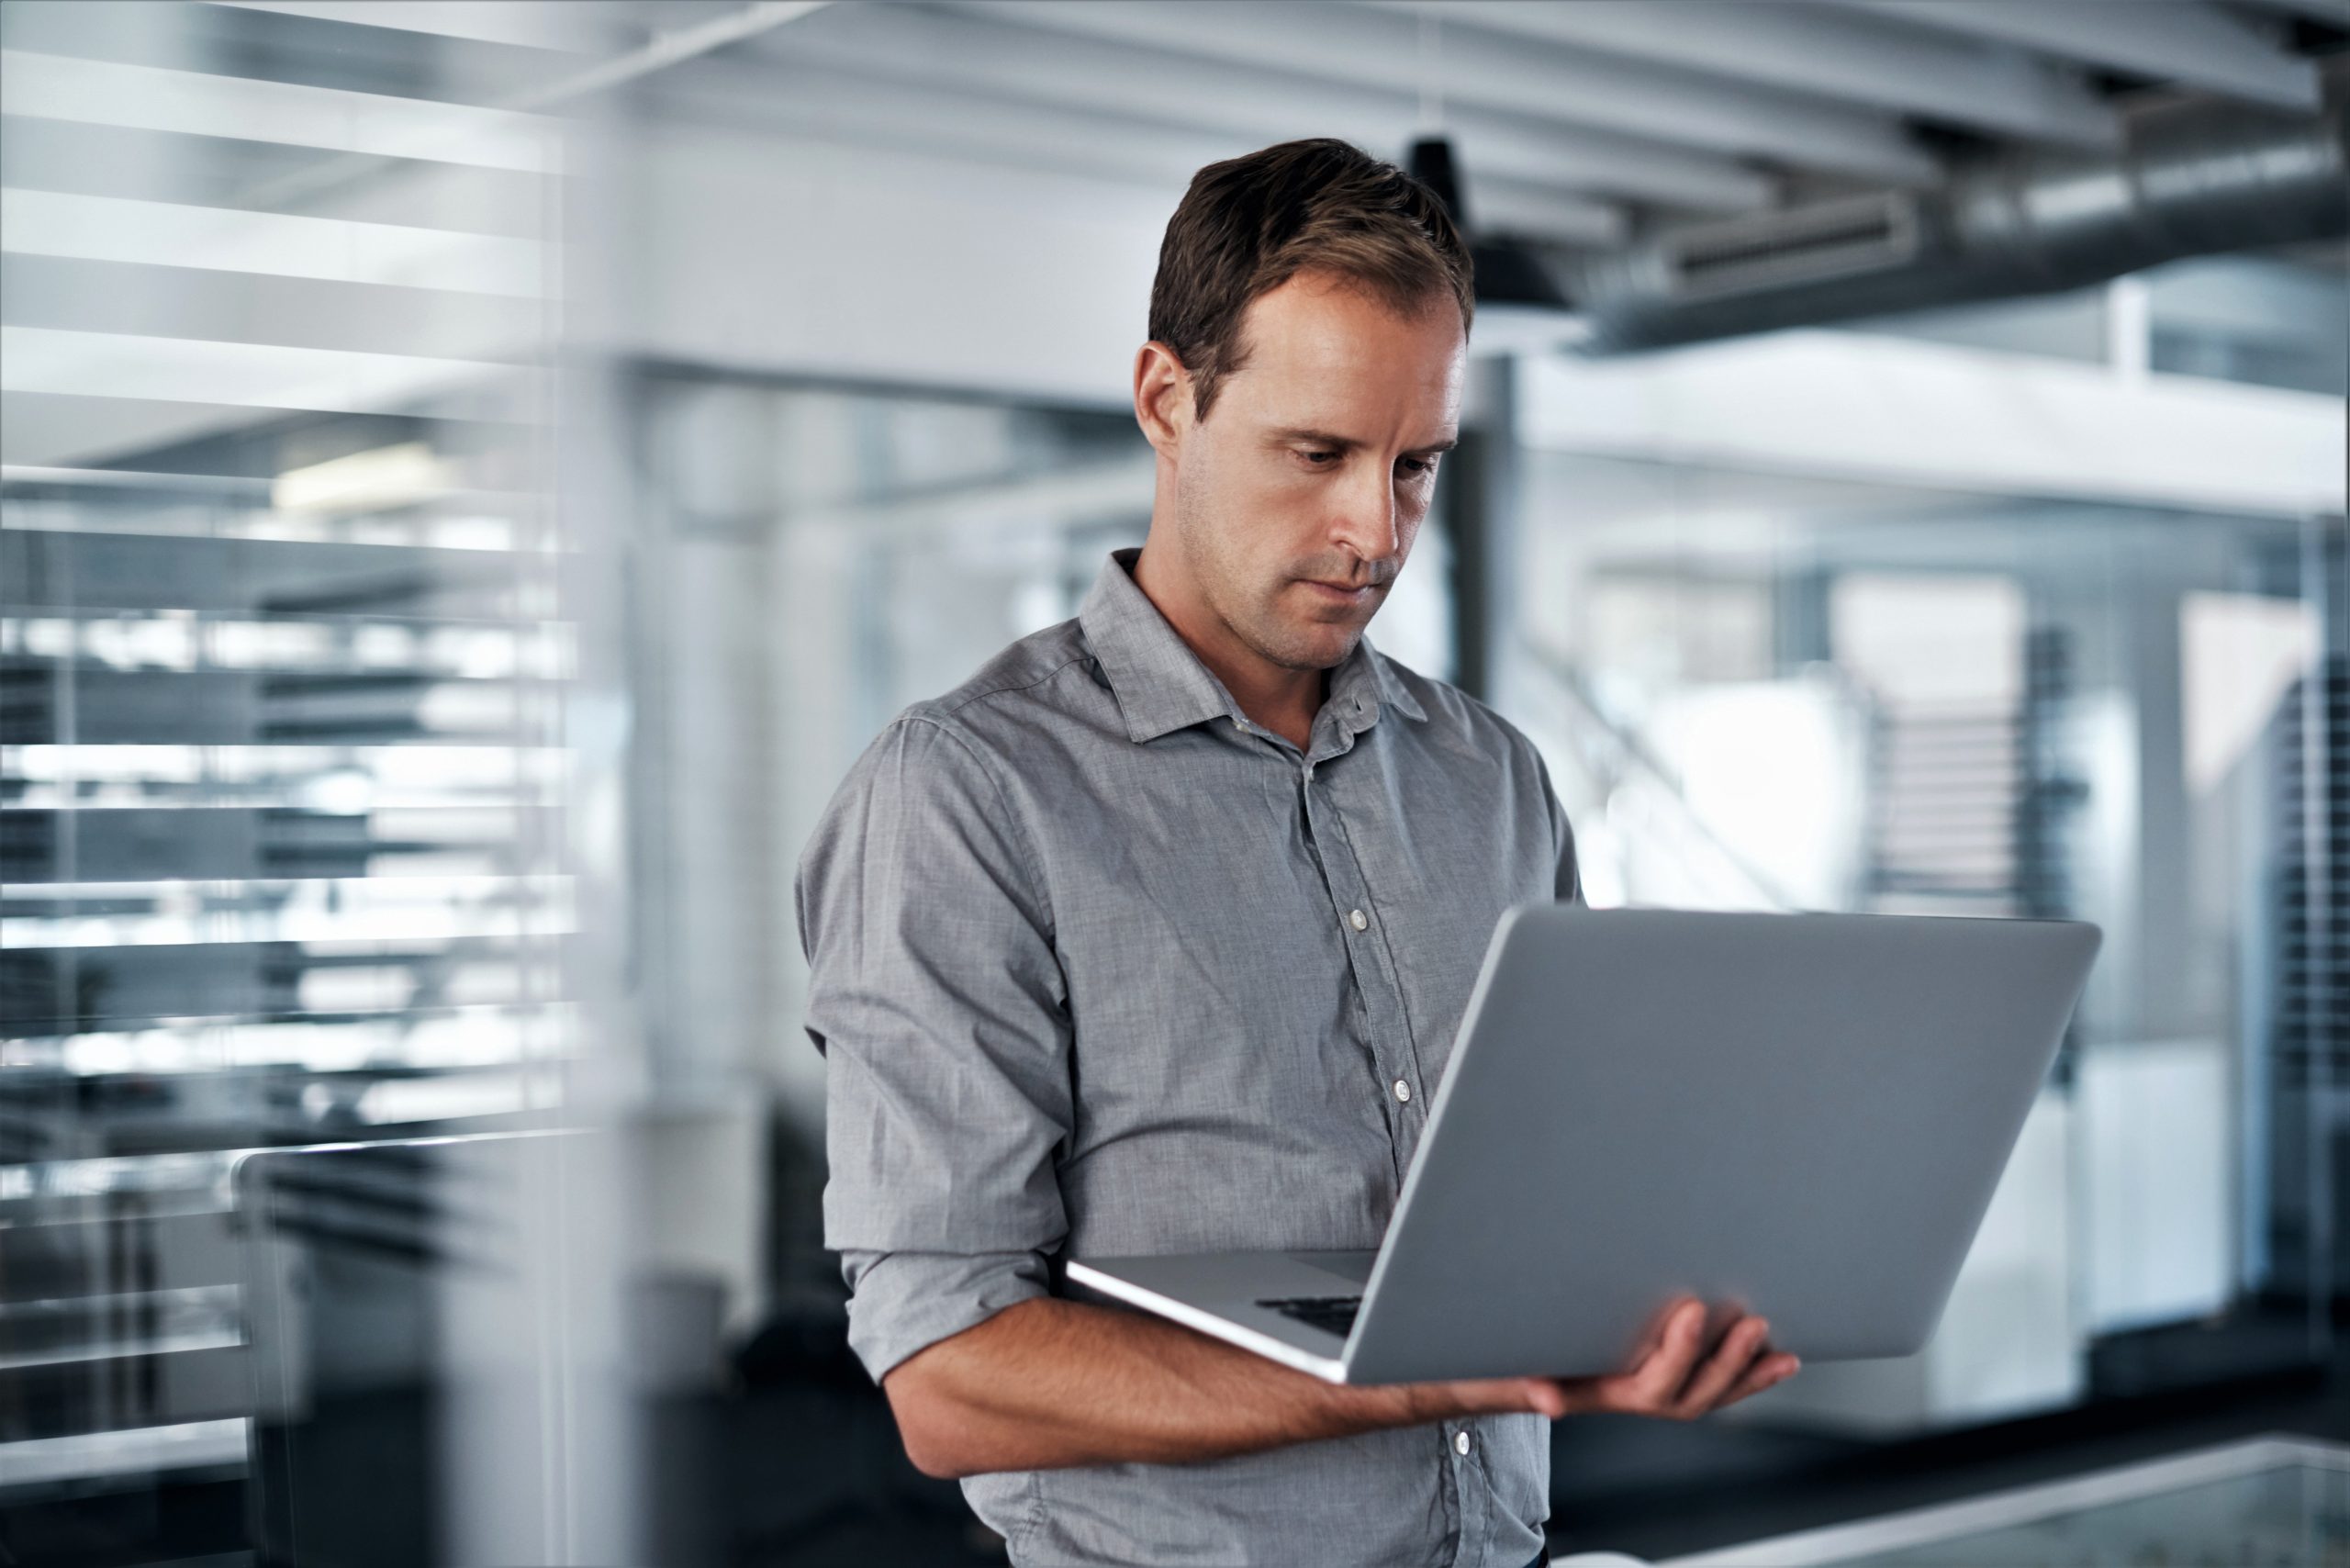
top-left (1, 2), bottom-right (2345, 1564)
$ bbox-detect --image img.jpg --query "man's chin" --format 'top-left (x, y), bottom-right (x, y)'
top-left (1261, 622), bottom-right (1365, 672)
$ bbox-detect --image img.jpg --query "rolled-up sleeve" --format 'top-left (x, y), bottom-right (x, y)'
top-left (835, 1249), bottom-right (1054, 1383)
top-left (796, 713), bottom-right (1072, 1383)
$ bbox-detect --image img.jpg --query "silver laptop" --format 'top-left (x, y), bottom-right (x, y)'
top-left (1065, 905), bottom-right (2100, 1385)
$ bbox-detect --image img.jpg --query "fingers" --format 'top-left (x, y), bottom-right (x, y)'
top-left (1717, 1350), bottom-right (1801, 1409)
top-left (1595, 1300), bottom-right (1804, 1420)
top-left (1669, 1315), bottom-right (1772, 1417)
top-left (1605, 1298), bottom-right (1707, 1413)
top-left (1623, 1297), bottom-right (1684, 1367)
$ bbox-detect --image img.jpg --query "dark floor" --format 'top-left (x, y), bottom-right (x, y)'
top-left (1546, 1316), bottom-right (2350, 1562)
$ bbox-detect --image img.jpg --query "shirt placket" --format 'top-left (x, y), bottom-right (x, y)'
top-left (1265, 704), bottom-right (1429, 1190)
top-left (1304, 774), bottom-right (1431, 1183)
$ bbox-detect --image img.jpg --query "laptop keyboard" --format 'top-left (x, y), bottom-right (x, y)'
top-left (1257, 1294), bottom-right (1361, 1338)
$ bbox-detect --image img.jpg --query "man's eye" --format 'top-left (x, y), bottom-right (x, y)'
top-left (1300, 450), bottom-right (1339, 466)
top-left (1397, 456), bottom-right (1437, 478)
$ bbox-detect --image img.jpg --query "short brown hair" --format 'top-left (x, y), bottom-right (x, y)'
top-left (1148, 138), bottom-right (1473, 419)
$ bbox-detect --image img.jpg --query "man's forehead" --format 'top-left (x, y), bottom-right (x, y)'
top-left (1230, 328), bottom-right (1463, 420)
top-left (1240, 273), bottom-right (1465, 348)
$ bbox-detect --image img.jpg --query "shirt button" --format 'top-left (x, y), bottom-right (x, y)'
top-left (1393, 1079), bottom-right (1411, 1103)
top-left (1454, 1430), bottom-right (1472, 1456)
top-left (1348, 908), bottom-right (1369, 931)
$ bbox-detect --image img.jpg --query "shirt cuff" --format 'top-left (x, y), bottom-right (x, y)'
top-left (838, 1248), bottom-right (1052, 1384)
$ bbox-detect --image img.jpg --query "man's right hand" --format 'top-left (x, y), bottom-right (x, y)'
top-left (1428, 1297), bottom-right (1799, 1424)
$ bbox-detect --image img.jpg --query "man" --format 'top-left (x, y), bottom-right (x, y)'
top-left (797, 139), bottom-right (1799, 1568)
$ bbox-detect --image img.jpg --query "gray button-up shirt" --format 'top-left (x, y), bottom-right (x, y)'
top-left (798, 546), bottom-right (1580, 1567)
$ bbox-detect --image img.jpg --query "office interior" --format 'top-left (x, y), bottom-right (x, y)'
top-left (0, 1), bottom-right (2345, 1563)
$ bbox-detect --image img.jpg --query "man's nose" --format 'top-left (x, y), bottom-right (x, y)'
top-left (1328, 462), bottom-right (1403, 569)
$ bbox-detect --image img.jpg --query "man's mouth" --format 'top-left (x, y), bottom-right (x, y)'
top-left (1299, 579), bottom-right (1376, 606)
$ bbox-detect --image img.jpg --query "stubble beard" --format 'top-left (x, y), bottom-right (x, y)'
top-left (1178, 489), bottom-right (1367, 675)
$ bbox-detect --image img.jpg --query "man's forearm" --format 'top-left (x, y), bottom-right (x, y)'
top-left (884, 1296), bottom-right (1477, 1479)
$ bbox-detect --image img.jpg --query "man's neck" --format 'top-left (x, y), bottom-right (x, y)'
top-left (1130, 544), bottom-right (1325, 751)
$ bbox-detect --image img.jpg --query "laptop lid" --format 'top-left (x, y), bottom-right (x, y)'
top-left (1344, 907), bottom-right (2099, 1384)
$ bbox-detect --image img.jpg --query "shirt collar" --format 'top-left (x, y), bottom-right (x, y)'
top-left (1078, 546), bottom-right (1427, 744)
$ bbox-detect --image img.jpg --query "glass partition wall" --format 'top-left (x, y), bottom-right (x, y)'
top-left (0, 3), bottom-right (624, 1562)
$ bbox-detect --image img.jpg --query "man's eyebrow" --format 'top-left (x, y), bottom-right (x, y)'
top-left (1267, 427), bottom-right (1459, 454)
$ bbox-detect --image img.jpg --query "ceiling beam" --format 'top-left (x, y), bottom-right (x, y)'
top-left (1821, 0), bottom-right (2322, 111)
top-left (757, 4), bottom-right (1775, 211)
top-left (659, 53), bottom-right (1227, 189)
top-left (962, 0), bottom-right (1936, 184)
top-left (657, 55), bottom-right (1632, 247)
top-left (506, 1), bottom-right (831, 112)
top-left (1362, 0), bottom-right (2122, 149)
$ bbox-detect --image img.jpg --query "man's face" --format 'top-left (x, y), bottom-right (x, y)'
top-left (1167, 271), bottom-right (1466, 672)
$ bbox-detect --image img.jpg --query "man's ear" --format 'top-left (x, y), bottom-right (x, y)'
top-left (1133, 341), bottom-right (1192, 458)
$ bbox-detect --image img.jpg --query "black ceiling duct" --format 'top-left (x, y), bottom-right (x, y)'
top-left (1408, 135), bottom-right (1570, 310)
top-left (1572, 59), bottom-right (2350, 354)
